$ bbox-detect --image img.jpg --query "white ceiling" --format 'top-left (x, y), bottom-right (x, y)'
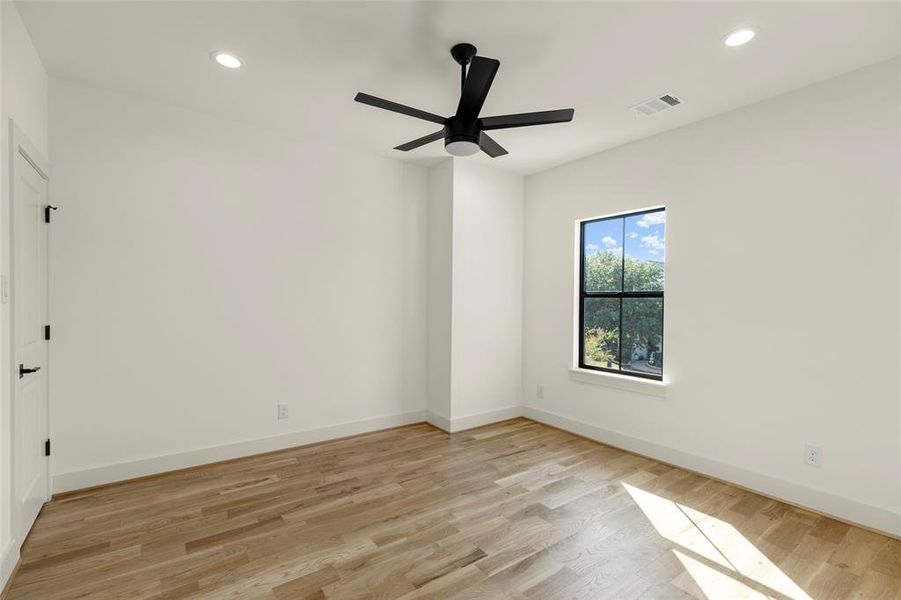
top-left (16, 1), bottom-right (900, 174)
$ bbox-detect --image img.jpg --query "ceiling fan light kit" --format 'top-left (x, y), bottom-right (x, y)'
top-left (355, 43), bottom-right (575, 158)
top-left (446, 140), bottom-right (481, 157)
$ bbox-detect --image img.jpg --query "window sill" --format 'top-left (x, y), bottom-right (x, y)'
top-left (568, 368), bottom-right (667, 398)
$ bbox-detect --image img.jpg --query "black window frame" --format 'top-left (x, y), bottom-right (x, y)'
top-left (578, 207), bottom-right (665, 381)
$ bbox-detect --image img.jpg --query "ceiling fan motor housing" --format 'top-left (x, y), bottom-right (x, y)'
top-left (444, 115), bottom-right (481, 148)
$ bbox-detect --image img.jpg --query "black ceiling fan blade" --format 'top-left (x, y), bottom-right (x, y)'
top-left (480, 108), bottom-right (574, 130)
top-left (394, 130), bottom-right (446, 152)
top-left (456, 56), bottom-right (500, 121)
top-left (479, 132), bottom-right (508, 158)
top-left (355, 92), bottom-right (446, 125)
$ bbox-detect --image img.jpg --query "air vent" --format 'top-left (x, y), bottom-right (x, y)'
top-left (632, 93), bottom-right (682, 116)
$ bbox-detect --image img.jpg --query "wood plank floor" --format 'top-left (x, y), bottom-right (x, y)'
top-left (5, 418), bottom-right (900, 599)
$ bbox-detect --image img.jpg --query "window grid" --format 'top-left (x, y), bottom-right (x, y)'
top-left (578, 208), bottom-right (664, 381)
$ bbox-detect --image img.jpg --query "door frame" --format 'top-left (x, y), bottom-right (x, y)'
top-left (8, 119), bottom-right (51, 543)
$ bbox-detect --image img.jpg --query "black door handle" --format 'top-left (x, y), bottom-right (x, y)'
top-left (19, 364), bottom-right (40, 378)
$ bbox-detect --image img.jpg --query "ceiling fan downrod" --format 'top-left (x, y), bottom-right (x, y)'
top-left (451, 43), bottom-right (478, 94)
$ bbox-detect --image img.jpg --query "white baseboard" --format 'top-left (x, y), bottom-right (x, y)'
top-left (449, 406), bottom-right (524, 432)
top-left (1, 539), bottom-right (19, 595)
top-left (53, 410), bottom-right (427, 494)
top-left (426, 406), bottom-right (523, 433)
top-left (425, 411), bottom-right (451, 432)
top-left (523, 406), bottom-right (901, 537)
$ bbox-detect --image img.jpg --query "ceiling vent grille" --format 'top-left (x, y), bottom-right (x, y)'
top-left (632, 93), bottom-right (682, 116)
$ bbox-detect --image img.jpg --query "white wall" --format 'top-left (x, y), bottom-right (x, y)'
top-left (523, 58), bottom-right (901, 535)
top-left (0, 1), bottom-right (48, 589)
top-left (426, 161), bottom-right (453, 423)
top-left (451, 161), bottom-right (523, 426)
top-left (48, 78), bottom-right (429, 491)
top-left (423, 160), bottom-right (524, 432)
top-left (1, 4), bottom-right (46, 157)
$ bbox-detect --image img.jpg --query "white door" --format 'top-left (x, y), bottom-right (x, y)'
top-left (12, 135), bottom-right (50, 542)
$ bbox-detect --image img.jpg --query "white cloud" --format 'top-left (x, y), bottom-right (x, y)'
top-left (636, 212), bottom-right (666, 228)
top-left (607, 247), bottom-right (623, 256)
top-left (641, 235), bottom-right (665, 251)
top-left (628, 232), bottom-right (638, 239)
top-left (649, 250), bottom-right (659, 255)
top-left (585, 243), bottom-right (600, 254)
top-left (602, 236), bottom-right (618, 247)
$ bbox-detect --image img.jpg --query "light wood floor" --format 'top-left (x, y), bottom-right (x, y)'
top-left (5, 419), bottom-right (900, 599)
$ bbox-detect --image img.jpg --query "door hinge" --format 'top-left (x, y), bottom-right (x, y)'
top-left (44, 205), bottom-right (58, 223)
top-left (44, 439), bottom-right (51, 457)
top-left (44, 325), bottom-right (50, 341)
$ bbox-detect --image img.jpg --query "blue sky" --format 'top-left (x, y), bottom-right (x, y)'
top-left (584, 210), bottom-right (665, 263)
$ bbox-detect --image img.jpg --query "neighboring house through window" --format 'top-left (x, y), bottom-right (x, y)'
top-left (579, 208), bottom-right (665, 380)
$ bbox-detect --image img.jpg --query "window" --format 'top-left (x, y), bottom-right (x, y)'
top-left (579, 208), bottom-right (664, 380)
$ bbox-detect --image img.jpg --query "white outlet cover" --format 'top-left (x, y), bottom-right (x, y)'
top-left (277, 404), bottom-right (289, 420)
top-left (537, 384), bottom-right (544, 399)
top-left (804, 444), bottom-right (822, 467)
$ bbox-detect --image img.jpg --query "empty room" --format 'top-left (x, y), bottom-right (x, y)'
top-left (0, 1), bottom-right (899, 598)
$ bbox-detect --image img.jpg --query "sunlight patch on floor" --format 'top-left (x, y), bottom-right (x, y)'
top-left (623, 483), bottom-right (812, 600)
top-left (622, 482), bottom-right (733, 569)
top-left (680, 503), bottom-right (812, 600)
top-left (673, 549), bottom-right (769, 599)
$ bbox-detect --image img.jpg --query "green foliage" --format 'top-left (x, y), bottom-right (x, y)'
top-left (623, 297), bottom-right (663, 361)
top-left (584, 327), bottom-right (617, 366)
top-left (584, 251), bottom-right (664, 292)
top-left (583, 251), bottom-right (622, 291)
top-left (582, 251), bottom-right (664, 368)
top-left (623, 258), bottom-right (664, 292)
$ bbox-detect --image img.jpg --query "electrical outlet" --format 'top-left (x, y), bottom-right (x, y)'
top-left (804, 444), bottom-right (822, 467)
top-left (536, 384), bottom-right (544, 399)
top-left (277, 404), bottom-right (289, 420)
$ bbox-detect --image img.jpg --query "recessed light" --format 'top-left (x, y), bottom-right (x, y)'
top-left (212, 52), bottom-right (242, 69)
top-left (724, 28), bottom-right (757, 47)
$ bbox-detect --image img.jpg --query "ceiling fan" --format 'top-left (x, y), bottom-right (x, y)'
top-left (355, 43), bottom-right (574, 158)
